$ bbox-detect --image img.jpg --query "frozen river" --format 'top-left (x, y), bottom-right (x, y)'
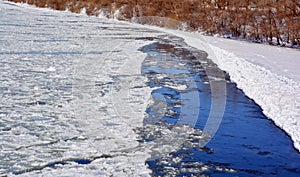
top-left (0, 1), bottom-right (161, 175)
top-left (1, 1), bottom-right (300, 176)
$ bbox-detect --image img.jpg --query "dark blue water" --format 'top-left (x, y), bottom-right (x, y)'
top-left (139, 38), bottom-right (300, 177)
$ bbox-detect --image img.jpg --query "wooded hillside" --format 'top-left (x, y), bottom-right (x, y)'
top-left (9, 0), bottom-right (300, 47)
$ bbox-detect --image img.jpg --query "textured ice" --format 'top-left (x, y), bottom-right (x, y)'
top-left (0, 2), bottom-right (216, 176)
top-left (0, 1), bottom-right (166, 176)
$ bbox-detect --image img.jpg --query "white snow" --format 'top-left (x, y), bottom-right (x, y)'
top-left (186, 34), bottom-right (300, 153)
top-left (204, 37), bottom-right (300, 82)
top-left (128, 23), bottom-right (300, 152)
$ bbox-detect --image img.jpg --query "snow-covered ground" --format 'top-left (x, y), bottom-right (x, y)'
top-left (130, 23), bottom-right (300, 152)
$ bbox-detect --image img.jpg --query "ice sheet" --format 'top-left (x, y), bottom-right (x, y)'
top-left (0, 1), bottom-right (164, 176)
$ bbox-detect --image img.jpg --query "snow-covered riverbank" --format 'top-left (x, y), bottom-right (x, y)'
top-left (1, 1), bottom-right (299, 176)
top-left (133, 23), bottom-right (300, 152)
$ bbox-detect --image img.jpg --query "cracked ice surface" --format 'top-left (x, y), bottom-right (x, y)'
top-left (0, 1), bottom-right (164, 176)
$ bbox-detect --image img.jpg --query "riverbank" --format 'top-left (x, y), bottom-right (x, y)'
top-left (127, 22), bottom-right (300, 153)
top-left (138, 37), bottom-right (300, 176)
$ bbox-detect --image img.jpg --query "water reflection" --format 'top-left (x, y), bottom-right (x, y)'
top-left (139, 38), bottom-right (300, 176)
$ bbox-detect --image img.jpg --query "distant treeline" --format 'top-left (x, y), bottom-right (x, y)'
top-left (9, 0), bottom-right (300, 47)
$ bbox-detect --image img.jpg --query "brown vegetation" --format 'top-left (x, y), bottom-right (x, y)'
top-left (8, 0), bottom-right (300, 47)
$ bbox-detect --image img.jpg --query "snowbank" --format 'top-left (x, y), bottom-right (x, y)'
top-left (128, 23), bottom-right (300, 152)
